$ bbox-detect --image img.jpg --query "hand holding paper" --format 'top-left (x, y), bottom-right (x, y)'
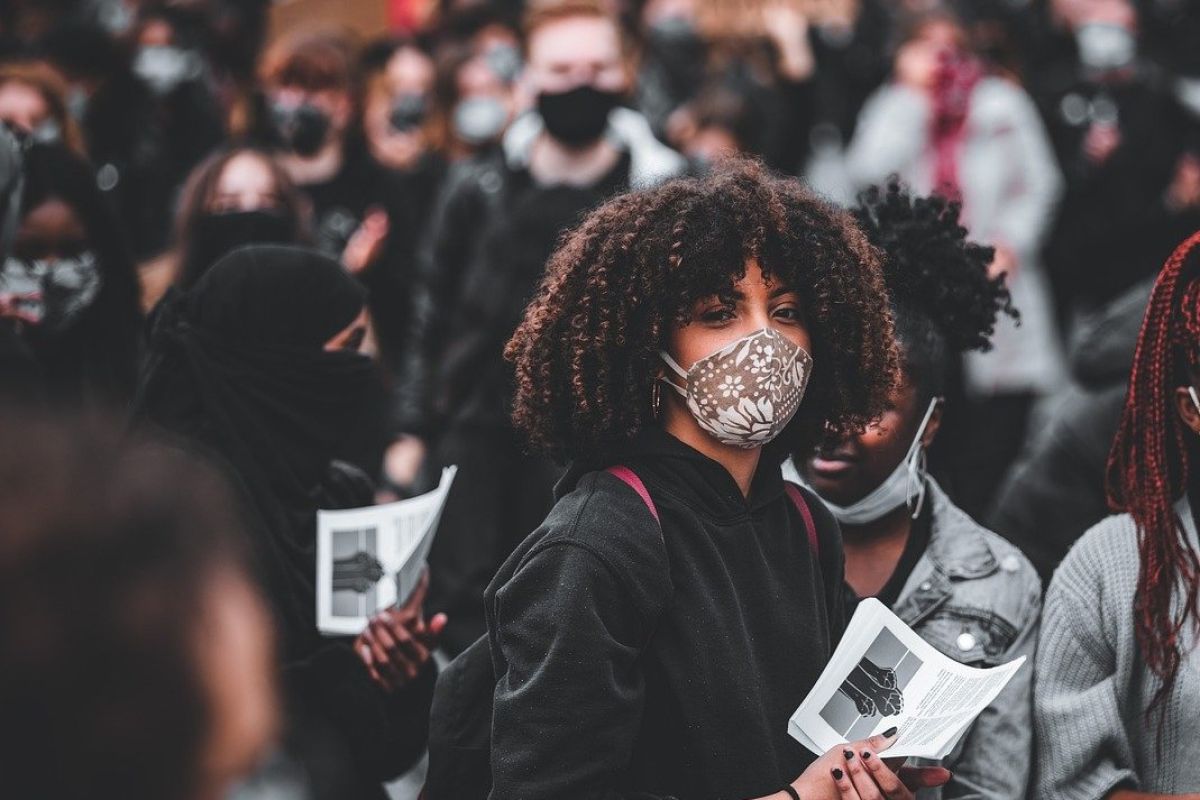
top-left (354, 569), bottom-right (447, 692)
top-left (316, 466), bottom-right (457, 636)
top-left (789, 598), bottom-right (1026, 761)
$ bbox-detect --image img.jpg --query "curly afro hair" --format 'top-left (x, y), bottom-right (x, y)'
top-left (852, 179), bottom-right (1015, 402)
top-left (505, 160), bottom-right (901, 463)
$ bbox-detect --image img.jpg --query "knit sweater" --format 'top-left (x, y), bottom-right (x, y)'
top-left (1032, 497), bottom-right (1200, 799)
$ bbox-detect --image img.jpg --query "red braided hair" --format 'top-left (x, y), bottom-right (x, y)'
top-left (1106, 230), bottom-right (1200, 717)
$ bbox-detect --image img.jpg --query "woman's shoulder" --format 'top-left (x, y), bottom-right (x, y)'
top-left (928, 484), bottom-right (1042, 616)
top-left (493, 468), bottom-right (673, 629)
top-left (1049, 512), bottom-right (1140, 607)
top-left (527, 468), bottom-right (672, 581)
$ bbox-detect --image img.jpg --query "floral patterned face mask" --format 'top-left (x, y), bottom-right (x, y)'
top-left (660, 327), bottom-right (814, 449)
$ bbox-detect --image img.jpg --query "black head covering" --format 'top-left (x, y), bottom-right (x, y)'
top-left (135, 244), bottom-right (374, 654)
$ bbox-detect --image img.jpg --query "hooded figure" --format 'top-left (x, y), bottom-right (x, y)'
top-left (135, 245), bottom-right (434, 800)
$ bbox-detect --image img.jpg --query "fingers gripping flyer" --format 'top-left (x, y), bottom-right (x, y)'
top-left (315, 466), bottom-right (456, 636)
top-left (788, 598), bottom-right (1025, 760)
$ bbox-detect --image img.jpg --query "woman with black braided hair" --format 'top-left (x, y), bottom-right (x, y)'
top-left (791, 181), bottom-right (1042, 799)
top-left (1033, 231), bottom-right (1200, 800)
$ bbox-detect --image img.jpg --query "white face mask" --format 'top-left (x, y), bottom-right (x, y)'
top-left (1177, 77), bottom-right (1200, 119)
top-left (818, 397), bottom-right (940, 525)
top-left (660, 327), bottom-right (814, 449)
top-left (1075, 23), bottom-right (1136, 71)
top-left (1188, 386), bottom-right (1200, 415)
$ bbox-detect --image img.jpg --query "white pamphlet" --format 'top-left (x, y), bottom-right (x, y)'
top-left (315, 466), bottom-right (457, 636)
top-left (788, 598), bottom-right (1025, 760)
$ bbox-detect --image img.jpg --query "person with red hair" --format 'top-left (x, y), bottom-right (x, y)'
top-left (1033, 230), bottom-right (1200, 800)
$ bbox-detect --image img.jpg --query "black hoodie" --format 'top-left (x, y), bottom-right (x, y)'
top-left (484, 428), bottom-right (845, 800)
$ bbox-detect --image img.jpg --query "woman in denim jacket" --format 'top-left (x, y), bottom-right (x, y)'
top-left (788, 182), bottom-right (1042, 799)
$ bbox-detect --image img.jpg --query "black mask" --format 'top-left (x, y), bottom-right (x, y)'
top-left (389, 93), bottom-right (428, 132)
top-left (183, 209), bottom-right (297, 287)
top-left (536, 84), bottom-right (621, 147)
top-left (272, 102), bottom-right (331, 157)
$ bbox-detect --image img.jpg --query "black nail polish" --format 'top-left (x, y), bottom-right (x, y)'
top-left (832, 768), bottom-right (844, 780)
top-left (861, 751), bottom-right (872, 760)
top-left (882, 726), bottom-right (898, 738)
top-left (843, 749), bottom-right (855, 760)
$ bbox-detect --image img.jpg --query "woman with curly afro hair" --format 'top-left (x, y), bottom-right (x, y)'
top-left (478, 162), bottom-right (950, 800)
top-left (1033, 231), bottom-right (1200, 800)
top-left (792, 180), bottom-right (1040, 798)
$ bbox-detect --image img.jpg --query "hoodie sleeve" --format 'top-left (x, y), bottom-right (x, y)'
top-left (487, 474), bottom-right (674, 800)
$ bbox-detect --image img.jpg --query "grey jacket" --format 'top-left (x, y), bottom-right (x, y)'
top-left (899, 481), bottom-right (1042, 800)
top-left (1033, 498), bottom-right (1200, 799)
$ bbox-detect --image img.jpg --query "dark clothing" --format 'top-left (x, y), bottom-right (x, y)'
top-left (136, 246), bottom-right (375, 649)
top-left (134, 247), bottom-right (432, 799)
top-left (293, 146), bottom-right (420, 370)
top-left (938, 392), bottom-right (1035, 522)
top-left (1038, 67), bottom-right (1200, 311)
top-left (875, 498), bottom-right (934, 609)
top-left (989, 279), bottom-right (1152, 583)
top-left (485, 428), bottom-right (846, 800)
top-left (84, 72), bottom-right (226, 260)
top-left (806, 0), bottom-right (892, 147)
top-left (405, 148), bottom-right (635, 655)
top-left (396, 148), bottom-right (631, 437)
top-left (422, 424), bottom-right (561, 655)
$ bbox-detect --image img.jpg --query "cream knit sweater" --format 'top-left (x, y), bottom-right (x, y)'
top-left (1033, 498), bottom-right (1200, 799)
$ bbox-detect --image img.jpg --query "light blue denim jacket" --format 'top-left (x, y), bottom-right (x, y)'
top-left (898, 480), bottom-right (1042, 800)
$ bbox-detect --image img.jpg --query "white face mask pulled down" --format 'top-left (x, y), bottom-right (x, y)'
top-left (818, 397), bottom-right (940, 526)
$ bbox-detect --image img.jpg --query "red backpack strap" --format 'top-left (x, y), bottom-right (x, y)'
top-left (605, 465), bottom-right (660, 526)
top-left (784, 482), bottom-right (820, 559)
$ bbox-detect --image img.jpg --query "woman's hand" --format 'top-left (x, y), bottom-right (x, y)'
top-left (785, 730), bottom-right (951, 799)
top-left (342, 207), bottom-right (389, 275)
top-left (0, 292), bottom-right (42, 325)
top-left (354, 570), bottom-right (448, 692)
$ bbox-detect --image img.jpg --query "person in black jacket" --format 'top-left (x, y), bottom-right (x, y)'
top-left (487, 161), bottom-right (950, 800)
top-left (134, 245), bottom-right (441, 800)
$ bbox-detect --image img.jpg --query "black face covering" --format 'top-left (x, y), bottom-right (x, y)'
top-left (271, 102), bottom-right (331, 157)
top-left (181, 209), bottom-right (298, 288)
top-left (389, 93), bottom-right (428, 132)
top-left (135, 245), bottom-right (375, 656)
top-left (536, 84), bottom-right (621, 147)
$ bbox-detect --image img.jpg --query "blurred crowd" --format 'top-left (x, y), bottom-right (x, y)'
top-left (2, 0), bottom-right (1200, 798)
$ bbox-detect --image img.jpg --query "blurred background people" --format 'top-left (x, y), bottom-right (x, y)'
top-left (842, 9), bottom-right (1064, 518)
top-left (1037, 0), bottom-right (1200, 319)
top-left (395, 0), bottom-right (685, 654)
top-left (0, 60), bottom-right (86, 151)
top-left (258, 28), bottom-right (417, 367)
top-left (362, 36), bottom-right (446, 229)
top-left (134, 245), bottom-right (440, 800)
top-left (140, 145), bottom-right (312, 310)
top-left (988, 276), bottom-right (1151, 583)
top-left (0, 414), bottom-right (279, 800)
top-left (0, 142), bottom-right (140, 411)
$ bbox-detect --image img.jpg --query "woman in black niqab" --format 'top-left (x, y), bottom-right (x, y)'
top-left (135, 245), bottom-right (436, 800)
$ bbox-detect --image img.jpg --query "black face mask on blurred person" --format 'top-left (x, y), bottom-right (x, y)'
top-left (183, 210), bottom-right (296, 288)
top-left (271, 102), bottom-right (331, 157)
top-left (389, 93), bottom-right (428, 133)
top-left (537, 85), bottom-right (620, 147)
